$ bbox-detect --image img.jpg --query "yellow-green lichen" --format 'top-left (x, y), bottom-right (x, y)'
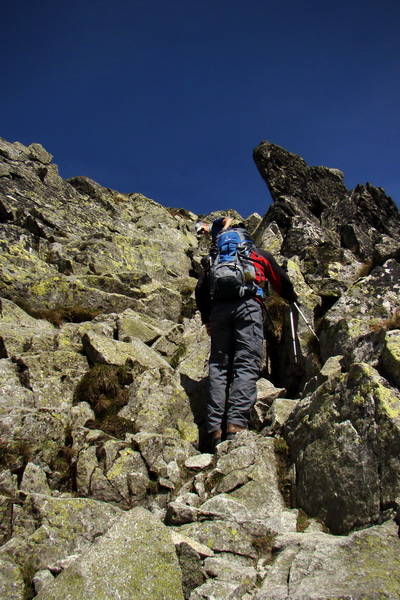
top-left (176, 419), bottom-right (198, 444)
top-left (352, 393), bottom-right (367, 406)
top-left (107, 448), bottom-right (135, 480)
top-left (385, 331), bottom-right (400, 359)
top-left (375, 384), bottom-right (400, 419)
top-left (327, 262), bottom-right (343, 279)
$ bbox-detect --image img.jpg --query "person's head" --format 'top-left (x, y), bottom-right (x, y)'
top-left (195, 222), bottom-right (211, 235)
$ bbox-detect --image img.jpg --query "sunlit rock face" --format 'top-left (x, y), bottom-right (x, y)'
top-left (1, 136), bottom-right (400, 600)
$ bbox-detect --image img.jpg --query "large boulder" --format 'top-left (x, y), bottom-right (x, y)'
top-left (0, 139), bottom-right (198, 322)
top-left (0, 493), bottom-right (123, 595)
top-left (319, 259), bottom-right (400, 369)
top-left (256, 519), bottom-right (400, 599)
top-left (253, 141), bottom-right (348, 217)
top-left (34, 507), bottom-right (184, 600)
top-left (322, 183), bottom-right (400, 259)
top-left (253, 140), bottom-right (400, 266)
top-left (285, 362), bottom-right (400, 534)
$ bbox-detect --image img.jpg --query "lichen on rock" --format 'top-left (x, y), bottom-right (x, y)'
top-left (1, 136), bottom-right (400, 599)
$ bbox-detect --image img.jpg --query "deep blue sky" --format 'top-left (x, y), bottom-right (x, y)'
top-left (1, 0), bottom-right (399, 217)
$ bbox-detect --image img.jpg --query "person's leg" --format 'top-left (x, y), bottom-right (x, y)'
top-left (226, 298), bottom-right (264, 430)
top-left (207, 302), bottom-right (234, 435)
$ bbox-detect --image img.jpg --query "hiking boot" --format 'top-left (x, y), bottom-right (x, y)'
top-left (210, 429), bottom-right (222, 453)
top-left (226, 424), bottom-right (247, 440)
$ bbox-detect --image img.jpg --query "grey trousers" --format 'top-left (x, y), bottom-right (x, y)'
top-left (207, 297), bottom-right (264, 433)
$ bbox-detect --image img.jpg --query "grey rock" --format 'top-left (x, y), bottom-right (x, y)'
top-left (253, 141), bottom-right (348, 216)
top-left (0, 468), bottom-right (18, 496)
top-left (251, 378), bottom-right (287, 431)
top-left (0, 404), bottom-right (71, 469)
top-left (165, 500), bottom-right (199, 525)
top-left (0, 298), bottom-right (56, 357)
top-left (0, 495), bottom-right (13, 544)
top-left (20, 462), bottom-right (51, 495)
top-left (204, 555), bottom-right (257, 587)
top-left (0, 358), bottom-right (35, 413)
top-left (285, 362), bottom-right (400, 533)
top-left (243, 212), bottom-right (262, 236)
top-left (381, 329), bottom-right (400, 387)
top-left (26, 142), bottom-right (53, 164)
top-left (262, 398), bottom-right (299, 435)
top-left (299, 243), bottom-right (363, 297)
top-left (170, 530), bottom-right (215, 558)
top-left (319, 259), bottom-right (400, 369)
top-left (11, 350), bottom-right (88, 408)
top-left (373, 233), bottom-right (400, 266)
top-left (0, 556), bottom-right (25, 600)
top-left (122, 375), bottom-right (198, 442)
top-left (174, 538), bottom-right (206, 599)
top-left (204, 434), bottom-right (289, 522)
top-left (33, 569), bottom-right (55, 594)
top-left (82, 330), bottom-right (170, 369)
top-left (176, 519), bottom-right (260, 559)
top-left (323, 183), bottom-right (400, 259)
top-left (189, 579), bottom-right (249, 599)
top-left (256, 519), bottom-right (400, 599)
top-left (0, 494), bottom-right (123, 576)
top-left (185, 453), bottom-right (214, 470)
top-left (34, 507), bottom-right (185, 600)
top-left (133, 432), bottom-right (198, 483)
top-left (75, 437), bottom-right (151, 509)
top-left (301, 355), bottom-right (344, 398)
top-left (116, 308), bottom-right (170, 344)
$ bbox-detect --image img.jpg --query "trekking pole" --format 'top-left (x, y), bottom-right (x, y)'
top-left (293, 302), bottom-right (319, 341)
top-left (289, 306), bottom-right (298, 363)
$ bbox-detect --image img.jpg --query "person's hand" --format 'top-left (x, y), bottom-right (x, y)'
top-left (222, 217), bottom-right (233, 230)
top-left (205, 323), bottom-right (212, 336)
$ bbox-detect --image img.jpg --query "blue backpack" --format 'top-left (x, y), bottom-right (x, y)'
top-left (208, 228), bottom-right (261, 300)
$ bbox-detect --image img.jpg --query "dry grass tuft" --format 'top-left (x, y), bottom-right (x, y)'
top-left (370, 309), bottom-right (400, 333)
top-left (15, 300), bottom-right (101, 327)
top-left (354, 260), bottom-right (374, 279)
top-left (74, 364), bottom-right (137, 438)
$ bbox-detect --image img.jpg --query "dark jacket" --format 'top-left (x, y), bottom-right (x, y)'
top-left (195, 246), bottom-right (297, 324)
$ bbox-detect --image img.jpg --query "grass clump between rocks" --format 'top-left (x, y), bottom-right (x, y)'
top-left (74, 364), bottom-right (138, 438)
top-left (370, 308), bottom-right (400, 333)
top-left (382, 308), bottom-right (400, 331)
top-left (273, 437), bottom-right (292, 507)
top-left (15, 300), bottom-right (101, 327)
top-left (0, 440), bottom-right (32, 474)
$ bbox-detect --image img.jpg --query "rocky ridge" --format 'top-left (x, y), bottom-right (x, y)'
top-left (0, 136), bottom-right (399, 599)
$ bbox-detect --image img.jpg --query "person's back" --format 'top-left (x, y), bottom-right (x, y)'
top-left (207, 226), bottom-right (259, 301)
top-left (195, 215), bottom-right (298, 452)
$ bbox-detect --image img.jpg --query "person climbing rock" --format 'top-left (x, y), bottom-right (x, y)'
top-left (195, 218), bottom-right (297, 452)
top-left (195, 216), bottom-right (233, 244)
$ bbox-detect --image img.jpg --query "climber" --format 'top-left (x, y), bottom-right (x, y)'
top-left (195, 216), bottom-right (233, 244)
top-left (195, 218), bottom-right (297, 452)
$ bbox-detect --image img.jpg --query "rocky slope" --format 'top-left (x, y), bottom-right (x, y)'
top-left (0, 136), bottom-right (399, 599)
